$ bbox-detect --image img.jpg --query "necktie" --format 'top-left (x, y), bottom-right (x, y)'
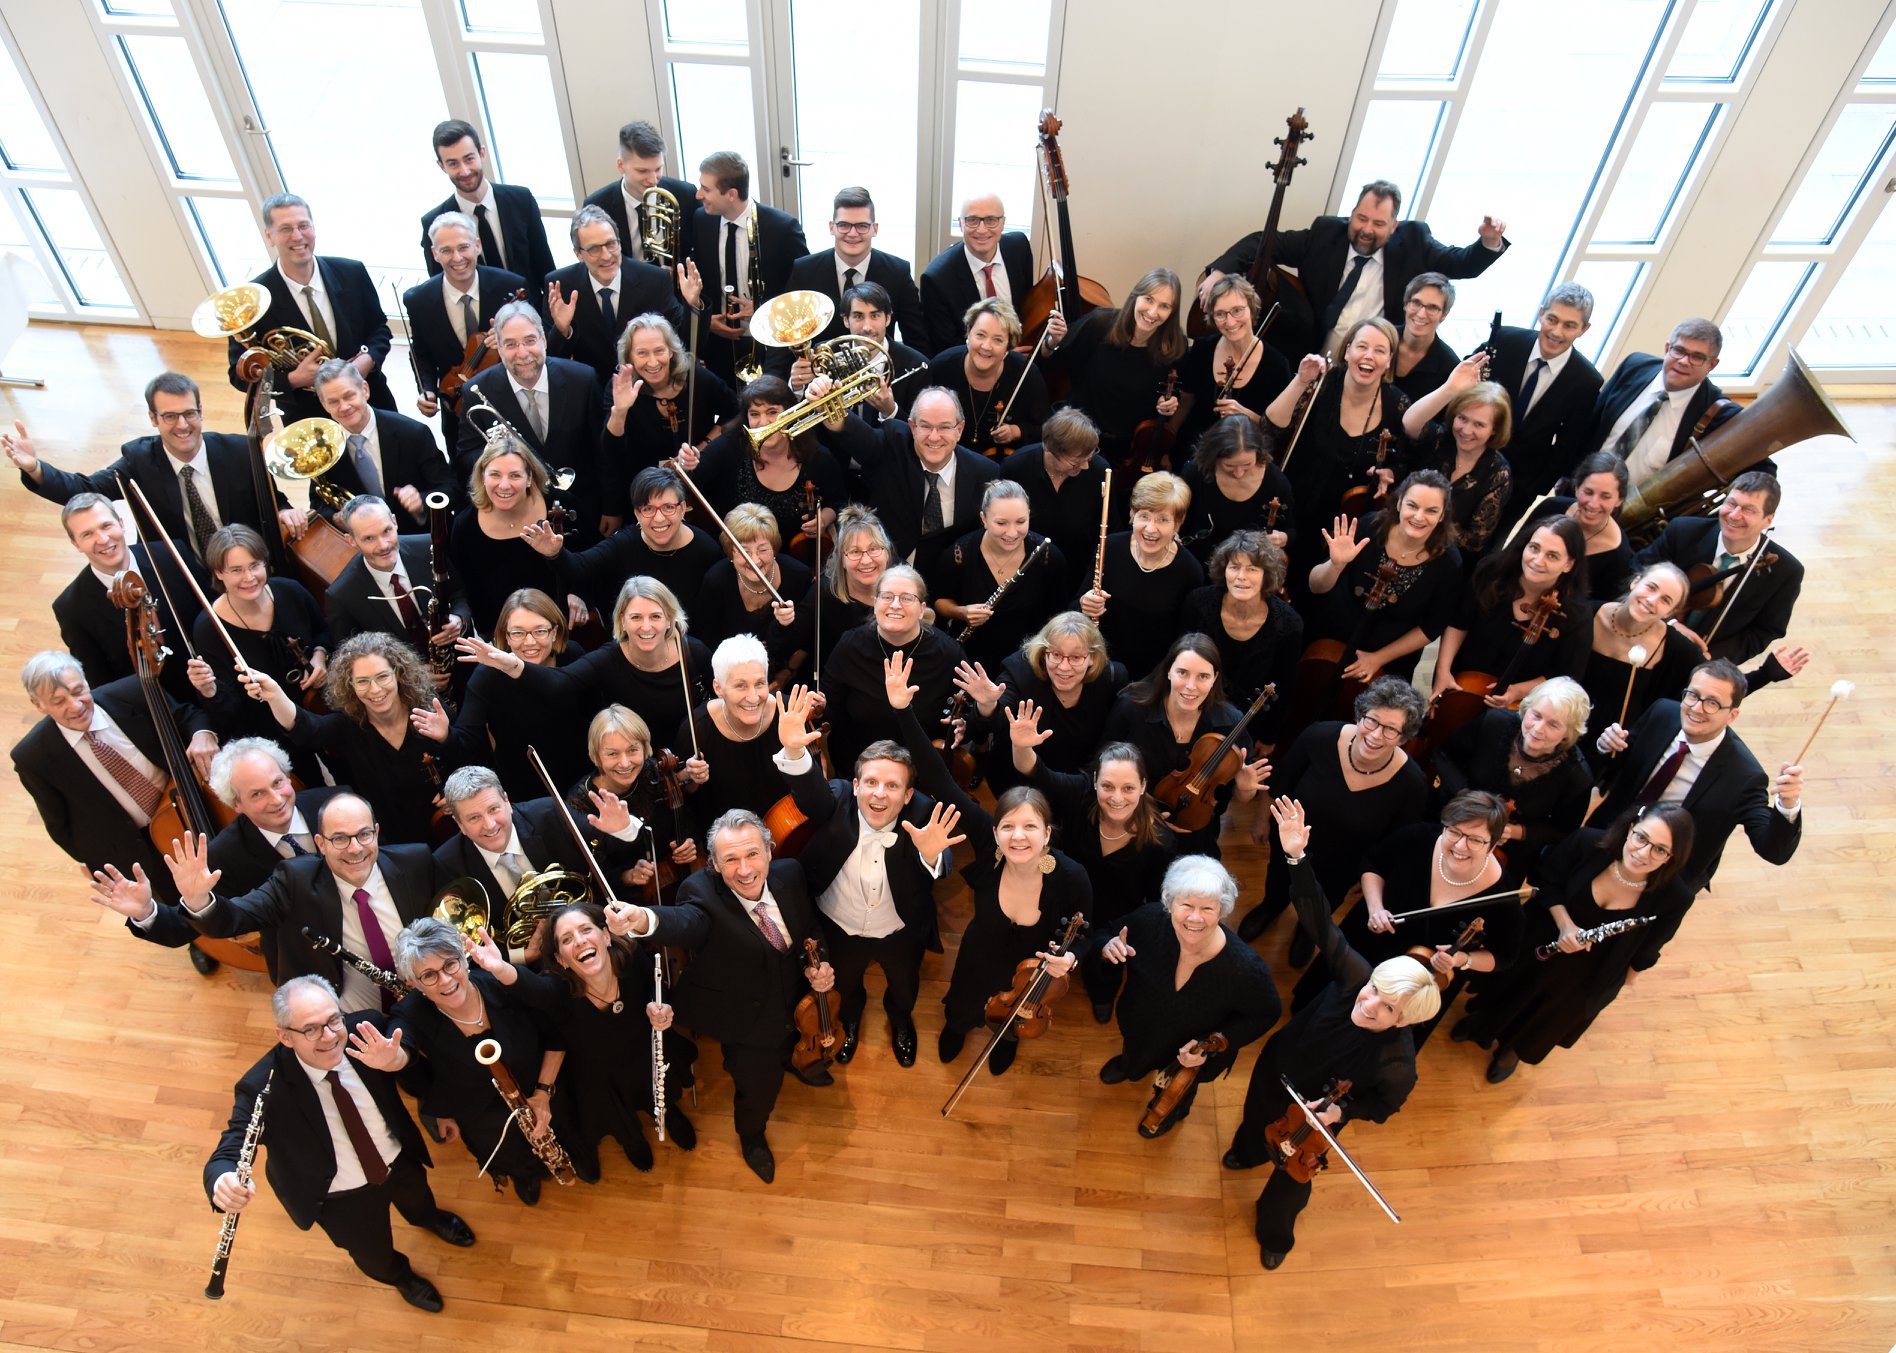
top-left (599, 286), bottom-right (616, 341)
top-left (302, 284), bottom-right (335, 352)
top-left (751, 898), bottom-right (790, 952)
top-left (179, 465), bottom-right (217, 561)
top-left (458, 291), bottom-right (478, 348)
top-left (324, 1068), bottom-right (391, 1185)
top-left (495, 851), bottom-right (527, 897)
top-left (279, 833), bottom-right (312, 860)
top-left (346, 433), bottom-right (383, 498)
top-left (921, 469), bottom-right (943, 536)
top-left (724, 223), bottom-right (739, 299)
top-left (1322, 253), bottom-right (1372, 337)
top-left (473, 202), bottom-right (504, 270)
top-left (1612, 392), bottom-right (1668, 462)
top-left (1518, 357), bottom-right (1546, 416)
top-left (351, 886), bottom-right (398, 1012)
top-left (844, 266), bottom-right (858, 294)
top-left (389, 571), bottom-right (426, 641)
top-left (1634, 737), bottom-right (1691, 808)
top-left (522, 386), bottom-right (547, 441)
top-left (981, 263), bottom-right (996, 298)
top-left (84, 730), bottom-right (163, 820)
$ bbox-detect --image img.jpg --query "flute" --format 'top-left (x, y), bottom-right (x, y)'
top-left (1092, 468), bottom-right (1113, 591)
top-left (652, 953), bottom-right (669, 1142)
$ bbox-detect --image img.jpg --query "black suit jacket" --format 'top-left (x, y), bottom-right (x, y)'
top-left (1486, 327), bottom-right (1604, 502)
top-left (582, 174), bottom-right (701, 265)
top-left (204, 1010), bottom-right (431, 1231)
top-left (430, 797), bottom-right (591, 914)
top-left (202, 786), bottom-right (349, 976)
top-left (400, 264), bottom-right (530, 398)
top-left (774, 247), bottom-right (924, 352)
top-left (544, 258), bottom-right (686, 385)
top-left (823, 415), bottom-right (1000, 574)
top-left (1593, 700), bottom-right (1801, 891)
top-left (319, 410), bottom-right (457, 528)
top-left (326, 535), bottom-right (469, 647)
top-left (1579, 354), bottom-right (1739, 465)
top-left (227, 258), bottom-right (394, 423)
top-left (52, 541), bottom-right (208, 707)
top-left (918, 232), bottom-right (1036, 357)
top-left (420, 182), bottom-right (557, 293)
top-left (691, 203), bottom-right (809, 304)
top-left (648, 860), bottom-right (820, 1047)
top-left (453, 358), bottom-right (607, 529)
top-left (1633, 518), bottom-right (1804, 664)
top-left (24, 431), bottom-right (285, 540)
top-left (1210, 216), bottom-right (1508, 327)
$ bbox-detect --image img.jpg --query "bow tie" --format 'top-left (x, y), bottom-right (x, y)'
top-left (862, 828), bottom-right (899, 850)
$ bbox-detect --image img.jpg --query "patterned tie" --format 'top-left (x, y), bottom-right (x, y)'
top-left (351, 886), bottom-right (398, 1012)
top-left (1517, 357), bottom-right (1546, 416)
top-left (324, 1068), bottom-right (391, 1185)
top-left (346, 433), bottom-right (383, 499)
top-left (301, 284), bottom-right (335, 351)
top-left (278, 833), bottom-right (312, 860)
top-left (981, 263), bottom-right (996, 298)
top-left (473, 202), bottom-right (504, 270)
top-left (522, 386), bottom-right (547, 441)
top-left (724, 223), bottom-right (740, 299)
top-left (1612, 392), bottom-right (1668, 462)
top-left (921, 470), bottom-right (943, 537)
top-left (751, 897), bottom-right (790, 952)
top-left (599, 286), bottom-right (616, 341)
top-left (179, 465), bottom-right (217, 561)
top-left (84, 730), bottom-right (163, 820)
top-left (1321, 253), bottom-right (1372, 338)
top-left (1634, 737), bottom-right (1691, 808)
top-left (388, 571), bottom-right (426, 642)
top-left (458, 291), bottom-right (478, 348)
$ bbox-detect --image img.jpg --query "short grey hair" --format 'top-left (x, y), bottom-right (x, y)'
top-left (260, 193), bottom-right (310, 229)
top-left (911, 385), bottom-right (963, 424)
top-left (1403, 271), bottom-right (1456, 311)
top-left (1160, 855), bottom-right (1240, 919)
top-left (428, 210), bottom-right (478, 246)
top-left (1671, 316), bottom-right (1723, 356)
top-left (569, 203), bottom-right (618, 250)
top-left (314, 357), bottom-right (366, 392)
top-left (492, 299), bottom-right (543, 339)
top-left (980, 478), bottom-right (1029, 515)
top-left (707, 808), bottom-right (773, 859)
top-left (209, 737), bottom-right (293, 808)
top-left (21, 650), bottom-right (83, 700)
top-left (442, 764), bottom-right (504, 809)
top-left (1541, 281), bottom-right (1595, 323)
top-left (336, 495), bottom-right (392, 533)
top-left (711, 633), bottom-right (768, 686)
top-left (273, 973), bottom-right (339, 1027)
top-left (394, 917), bottom-right (467, 984)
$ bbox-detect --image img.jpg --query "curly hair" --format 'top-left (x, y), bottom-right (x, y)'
top-left (325, 631), bottom-right (436, 724)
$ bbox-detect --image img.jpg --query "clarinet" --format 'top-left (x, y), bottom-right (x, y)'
top-left (1535, 913), bottom-right (1653, 960)
top-left (424, 491), bottom-right (456, 688)
top-left (205, 1070), bottom-right (273, 1300)
top-left (302, 927), bottom-right (411, 995)
top-left (958, 538), bottom-right (1051, 637)
top-left (474, 1038), bottom-right (577, 1186)
top-left (651, 954), bottom-right (669, 1142)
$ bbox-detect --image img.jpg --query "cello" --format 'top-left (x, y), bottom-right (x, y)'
top-left (1186, 109), bottom-right (1314, 342)
top-left (1019, 111), bottom-right (1110, 350)
top-left (108, 570), bottom-right (268, 975)
top-left (1289, 555), bottom-right (1399, 729)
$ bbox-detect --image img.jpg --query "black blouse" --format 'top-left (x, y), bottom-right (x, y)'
top-left (445, 642), bottom-right (594, 802)
top-left (1446, 587), bottom-right (1593, 687)
top-left (1433, 707), bottom-right (1594, 879)
top-left (1175, 333), bottom-right (1293, 451)
top-left (995, 445), bottom-right (1121, 599)
top-left (449, 509), bottom-right (566, 638)
top-left (926, 346), bottom-right (1051, 454)
top-left (820, 622), bottom-right (965, 782)
top-left (1509, 498), bottom-right (1634, 602)
top-left (925, 529), bottom-right (1069, 671)
top-left (287, 705), bottom-right (443, 846)
top-left (1404, 420), bottom-right (1513, 558)
top-left (1024, 758), bottom-right (1175, 931)
top-left (1112, 900), bottom-right (1280, 1080)
top-left (976, 650), bottom-right (1129, 795)
top-left (1179, 586), bottom-right (1303, 743)
top-left (1087, 532), bottom-right (1206, 682)
top-left (694, 430), bottom-right (848, 554)
top-left (1177, 459), bottom-right (1299, 562)
top-left (691, 554), bottom-right (813, 652)
top-left (1057, 308), bottom-right (1175, 442)
top-left (552, 523), bottom-right (726, 620)
top-left (194, 577), bottom-right (331, 760)
top-left (599, 366), bottom-right (737, 480)
top-left (1313, 536), bottom-right (1465, 682)
top-left (515, 636), bottom-right (715, 750)
top-left (1101, 692), bottom-right (1249, 858)
top-left (1268, 378), bottom-right (1408, 541)
top-left (1390, 329), bottom-right (1459, 402)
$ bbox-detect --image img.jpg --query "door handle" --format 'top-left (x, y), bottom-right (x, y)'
top-left (779, 145), bottom-right (812, 177)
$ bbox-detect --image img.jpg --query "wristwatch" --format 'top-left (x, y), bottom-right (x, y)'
top-left (534, 1082), bottom-right (556, 1097)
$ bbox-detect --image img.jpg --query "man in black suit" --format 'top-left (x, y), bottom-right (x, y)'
top-left (545, 204), bottom-right (687, 387)
top-left (171, 792), bottom-right (438, 1013)
top-left (767, 187), bottom-right (924, 381)
top-left (418, 119), bottom-right (555, 294)
top-left (1486, 282), bottom-right (1605, 516)
top-left (773, 687), bottom-right (960, 1068)
top-left (918, 192), bottom-right (1035, 357)
top-left (404, 211), bottom-right (528, 453)
top-left (205, 976), bottom-right (474, 1312)
top-left (1593, 658), bottom-right (1803, 895)
top-left (692, 150), bottom-right (809, 381)
top-left (313, 361), bottom-right (456, 528)
top-left (1577, 317), bottom-right (1739, 482)
top-left (1201, 179), bottom-right (1509, 359)
top-left (605, 808), bottom-right (835, 1183)
top-left (1634, 471), bottom-right (1802, 664)
top-left (836, 282), bottom-right (927, 426)
top-left (580, 119), bottom-right (698, 269)
top-left (230, 194), bottom-right (394, 426)
top-left (326, 496), bottom-right (466, 680)
top-left (6, 370), bottom-right (302, 554)
top-left (454, 301), bottom-right (612, 537)
top-left (819, 385), bottom-right (1001, 574)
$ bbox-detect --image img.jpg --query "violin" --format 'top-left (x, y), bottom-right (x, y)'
top-left (439, 287), bottom-right (528, 412)
top-left (1339, 427), bottom-right (1394, 517)
top-left (1127, 368), bottom-right (1180, 473)
top-left (1414, 587), bottom-right (1565, 769)
top-left (786, 480), bottom-right (824, 566)
top-left (418, 752), bottom-right (458, 848)
top-left (1139, 1032), bottom-right (1229, 1138)
top-left (1018, 111), bottom-right (1111, 351)
top-left (931, 691), bottom-right (979, 791)
top-left (1263, 1077), bottom-right (1352, 1183)
top-left (981, 913), bottom-right (1088, 1038)
top-left (1684, 548), bottom-right (1779, 614)
top-left (1409, 916), bottom-right (1486, 991)
top-left (790, 937), bottom-right (844, 1072)
top-left (642, 750), bottom-right (690, 903)
top-left (1153, 683), bottom-right (1278, 833)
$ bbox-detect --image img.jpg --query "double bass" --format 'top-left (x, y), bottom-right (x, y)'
top-left (1186, 109), bottom-right (1314, 343)
top-left (1019, 111), bottom-right (1110, 351)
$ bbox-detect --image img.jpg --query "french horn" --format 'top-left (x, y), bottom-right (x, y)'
top-left (262, 416), bottom-right (352, 510)
top-left (193, 282), bottom-right (331, 380)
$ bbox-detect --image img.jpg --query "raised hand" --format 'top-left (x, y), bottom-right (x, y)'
top-left (1005, 700), bottom-right (1053, 751)
top-left (1100, 925), bottom-right (1137, 965)
top-left (1235, 753), bottom-right (1271, 797)
top-left (465, 925), bottom-right (508, 974)
top-left (586, 787), bottom-right (633, 835)
top-left (1269, 796), bottom-right (1311, 859)
top-left (1448, 351), bottom-right (1488, 391)
top-left (677, 259), bottom-right (703, 310)
top-left (346, 1022), bottom-right (407, 1072)
top-left (546, 280), bottom-right (578, 335)
top-left (410, 697), bottom-right (451, 742)
top-left (2, 419), bottom-right (42, 477)
top-left (456, 633), bottom-right (520, 673)
top-left (1322, 514), bottom-right (1370, 569)
top-left (164, 830), bottom-right (223, 906)
top-left (520, 518), bottom-right (565, 558)
top-left (89, 862), bottom-right (155, 922)
top-left (901, 800), bottom-right (967, 861)
top-left (953, 659), bottom-right (1005, 712)
top-left (1296, 353), bottom-right (1328, 384)
top-left (1478, 215), bottom-right (1507, 248)
top-left (882, 650), bottom-right (918, 711)
top-left (610, 366), bottom-right (644, 418)
top-left (776, 684), bottom-right (822, 755)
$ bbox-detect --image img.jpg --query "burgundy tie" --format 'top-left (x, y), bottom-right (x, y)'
top-left (981, 263), bottom-right (996, 298)
top-left (752, 899), bottom-right (790, 952)
top-left (1635, 738), bottom-right (1691, 808)
top-left (84, 730), bottom-right (164, 820)
top-left (352, 887), bottom-right (398, 1011)
top-left (389, 572), bottom-right (426, 644)
top-left (324, 1068), bottom-right (391, 1185)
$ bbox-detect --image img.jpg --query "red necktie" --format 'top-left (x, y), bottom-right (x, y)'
top-left (389, 572), bottom-right (426, 643)
top-left (752, 899), bottom-right (790, 952)
top-left (1635, 738), bottom-right (1690, 807)
top-left (352, 887), bottom-right (398, 1012)
top-left (981, 263), bottom-right (996, 298)
top-left (85, 730), bottom-right (164, 820)
top-left (325, 1068), bottom-right (391, 1185)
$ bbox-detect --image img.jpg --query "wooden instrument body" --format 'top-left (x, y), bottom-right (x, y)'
top-left (1264, 1077), bottom-right (1351, 1183)
top-left (791, 938), bottom-right (844, 1071)
top-left (1020, 111), bottom-right (1110, 350)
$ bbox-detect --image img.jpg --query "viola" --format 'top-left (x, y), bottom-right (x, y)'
top-left (1409, 916), bottom-right (1486, 991)
top-left (1127, 367), bottom-right (1180, 473)
top-left (1153, 683), bottom-right (1279, 833)
top-left (1264, 1077), bottom-right (1352, 1183)
top-left (439, 287), bottom-right (528, 412)
top-left (642, 750), bottom-right (690, 904)
top-left (981, 913), bottom-right (1088, 1038)
top-left (1139, 1032), bottom-right (1230, 1138)
top-left (790, 937), bottom-right (844, 1072)
top-left (1019, 111), bottom-right (1111, 351)
top-left (1186, 108), bottom-right (1313, 340)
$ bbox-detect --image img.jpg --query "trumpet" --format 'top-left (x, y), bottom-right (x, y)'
top-left (744, 335), bottom-right (897, 447)
top-left (640, 185), bottom-right (681, 267)
top-left (193, 283), bottom-right (331, 381)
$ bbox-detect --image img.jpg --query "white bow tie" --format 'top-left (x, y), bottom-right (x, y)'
top-left (862, 828), bottom-right (899, 851)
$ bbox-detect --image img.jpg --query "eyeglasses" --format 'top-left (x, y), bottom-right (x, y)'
top-left (1406, 300), bottom-right (1446, 316)
top-left (577, 240), bottom-right (621, 257)
top-left (1679, 686), bottom-right (1729, 713)
top-left (413, 955), bottom-right (465, 989)
top-left (956, 215), bottom-right (1004, 229)
top-left (349, 670), bottom-right (397, 691)
top-left (877, 592), bottom-right (922, 607)
top-left (635, 501), bottom-right (684, 518)
top-left (1044, 650), bottom-right (1090, 667)
top-left (155, 408), bottom-right (204, 425)
top-left (1665, 342), bottom-right (1714, 367)
top-left (1359, 713), bottom-right (1407, 739)
top-left (1443, 826), bottom-right (1493, 851)
top-left (319, 826), bottom-right (379, 848)
top-left (843, 547), bottom-right (884, 561)
top-left (282, 1013), bottom-right (346, 1040)
top-left (911, 420), bottom-right (961, 436)
top-left (1209, 306), bottom-right (1252, 323)
top-left (831, 221), bottom-right (875, 234)
top-left (505, 625), bottom-right (556, 642)
top-left (1628, 827), bottom-right (1673, 860)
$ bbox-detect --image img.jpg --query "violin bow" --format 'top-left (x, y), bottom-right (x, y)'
top-left (668, 463), bottom-right (789, 607)
top-left (386, 280), bottom-right (434, 403)
top-left (996, 325), bottom-right (1052, 430)
top-left (525, 744), bottom-right (620, 903)
top-left (675, 620), bottom-right (702, 760)
top-left (1701, 527), bottom-right (1774, 647)
top-left (120, 474), bottom-right (254, 676)
top-left (1387, 881), bottom-right (1537, 924)
top-left (1279, 1074), bottom-right (1401, 1223)
top-left (1217, 302), bottom-right (1281, 404)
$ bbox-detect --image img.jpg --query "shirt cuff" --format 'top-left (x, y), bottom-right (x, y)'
top-left (185, 893), bottom-right (218, 918)
top-left (921, 851), bottom-right (948, 879)
top-left (604, 813), bottom-right (647, 842)
top-left (130, 899), bottom-right (162, 930)
top-left (1773, 794), bottom-right (1801, 821)
top-left (773, 747), bottom-right (815, 776)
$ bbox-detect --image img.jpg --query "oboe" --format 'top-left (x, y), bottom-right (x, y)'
top-left (958, 538), bottom-right (1051, 637)
top-left (205, 1070), bottom-right (273, 1300)
top-left (302, 927), bottom-right (410, 995)
top-left (652, 953), bottom-right (669, 1142)
top-left (424, 491), bottom-right (457, 690)
top-left (474, 1038), bottom-right (577, 1185)
top-left (1535, 914), bottom-right (1653, 960)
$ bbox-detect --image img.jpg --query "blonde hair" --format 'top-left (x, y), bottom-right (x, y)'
top-left (725, 502), bottom-right (782, 552)
top-left (1022, 610), bottom-right (1109, 683)
top-left (1521, 676), bottom-right (1591, 753)
top-left (828, 505), bottom-right (892, 603)
top-left (468, 434), bottom-right (550, 511)
top-left (1129, 470), bottom-right (1191, 520)
top-left (1341, 317), bottom-right (1400, 382)
top-left (961, 296), bottom-right (1022, 343)
top-left (616, 312), bottom-right (690, 386)
top-left (587, 703), bottom-right (653, 764)
top-left (611, 576), bottom-right (686, 643)
top-left (1370, 956), bottom-right (1442, 1025)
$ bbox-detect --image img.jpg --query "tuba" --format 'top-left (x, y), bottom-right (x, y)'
top-left (745, 332), bottom-right (891, 448)
top-left (1620, 348), bottom-right (1853, 541)
top-left (193, 282), bottom-right (331, 382)
top-left (262, 417), bottom-right (352, 510)
top-left (641, 185), bottom-right (681, 268)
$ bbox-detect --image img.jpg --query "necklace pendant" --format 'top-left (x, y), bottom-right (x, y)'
top-left (610, 999), bottom-right (625, 1014)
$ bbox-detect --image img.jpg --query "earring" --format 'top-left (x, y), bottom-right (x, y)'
top-left (1037, 851), bottom-right (1056, 875)
top-left (994, 846), bottom-right (1003, 867)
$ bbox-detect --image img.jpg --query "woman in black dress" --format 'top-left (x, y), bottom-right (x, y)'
top-left (600, 311), bottom-right (736, 474)
top-left (680, 633), bottom-right (791, 828)
top-left (928, 479), bottom-right (1067, 671)
top-left (1050, 266), bottom-right (1187, 464)
top-left (1101, 632), bottom-right (1269, 859)
top-left (1501, 451), bottom-right (1635, 603)
top-left (1400, 354), bottom-right (1514, 562)
top-left (1178, 415), bottom-right (1297, 564)
top-left (1095, 856), bottom-right (1281, 1137)
top-left (1181, 530), bottom-right (1303, 751)
top-left (1391, 272), bottom-right (1461, 400)
top-left (686, 374), bottom-right (845, 554)
top-left (1579, 562), bottom-right (1698, 753)
top-left (449, 434), bottom-right (579, 637)
top-left (444, 587), bottom-right (592, 801)
top-left (691, 503), bottom-right (810, 654)
top-left (774, 505), bottom-right (889, 683)
top-left (1434, 676), bottom-right (1596, 881)
top-left (1454, 805), bottom-right (1697, 1084)
top-left (564, 703), bottom-right (697, 903)
top-left (1079, 469), bottom-right (1206, 682)
top-left (1006, 703), bottom-right (1174, 1022)
top-left (1173, 275), bottom-right (1291, 451)
top-left (925, 298), bottom-right (1050, 456)
top-left (530, 465), bottom-right (726, 619)
top-left (951, 610), bottom-right (1128, 793)
top-left (820, 563), bottom-right (965, 781)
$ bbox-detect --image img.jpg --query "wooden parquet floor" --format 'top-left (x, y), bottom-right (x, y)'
top-left (0, 323), bottom-right (1890, 1352)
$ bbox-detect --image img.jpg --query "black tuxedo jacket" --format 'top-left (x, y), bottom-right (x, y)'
top-left (918, 232), bottom-right (1036, 357)
top-left (204, 1010), bottom-right (432, 1231)
top-left (429, 797), bottom-right (591, 915)
top-left (1579, 353), bottom-right (1739, 465)
top-left (1633, 518), bottom-right (1804, 664)
top-left (228, 258), bottom-right (394, 423)
top-left (648, 860), bottom-right (820, 1047)
top-left (453, 358), bottom-right (606, 527)
top-left (691, 203), bottom-right (809, 304)
top-left (582, 174), bottom-right (701, 265)
top-left (319, 410), bottom-right (457, 528)
top-left (187, 843), bottom-right (438, 985)
top-left (822, 415), bottom-right (1000, 574)
top-left (544, 258), bottom-right (686, 385)
top-left (326, 535), bottom-right (469, 647)
top-left (1487, 327), bottom-right (1603, 501)
top-left (24, 431), bottom-right (285, 540)
top-left (400, 265), bottom-right (530, 398)
top-left (776, 247), bottom-right (925, 351)
top-left (52, 541), bottom-right (208, 707)
top-left (203, 785), bottom-right (349, 976)
top-left (1593, 700), bottom-right (1801, 891)
top-left (420, 182), bottom-right (557, 294)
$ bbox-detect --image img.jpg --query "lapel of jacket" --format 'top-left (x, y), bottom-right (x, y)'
top-left (272, 1045), bottom-right (334, 1162)
top-left (317, 257), bottom-right (349, 349)
top-left (134, 440), bottom-right (188, 530)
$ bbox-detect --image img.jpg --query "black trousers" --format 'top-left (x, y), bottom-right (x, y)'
top-left (823, 919), bottom-right (925, 1028)
top-left (312, 1152), bottom-right (443, 1286)
top-left (1254, 1160), bottom-right (1316, 1254)
top-left (722, 1038), bottom-right (790, 1141)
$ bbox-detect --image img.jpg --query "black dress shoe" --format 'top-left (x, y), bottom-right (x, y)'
top-left (397, 1272), bottom-right (444, 1312)
top-left (1236, 905), bottom-right (1269, 942)
top-left (740, 1136), bottom-right (776, 1184)
top-left (791, 1060), bottom-right (834, 1088)
top-left (1450, 1017), bottom-right (1479, 1045)
top-left (1485, 1051), bottom-right (1519, 1084)
top-left (623, 1129), bottom-right (654, 1172)
top-left (987, 1037), bottom-right (1018, 1075)
top-left (1222, 1147), bottom-right (1257, 1171)
top-left (834, 1020), bottom-right (862, 1064)
top-left (425, 1211), bottom-right (475, 1247)
top-left (1091, 998), bottom-right (1113, 1024)
top-left (187, 943), bottom-right (218, 976)
top-left (511, 1173), bottom-right (541, 1206)
top-left (1260, 1249), bottom-right (1287, 1272)
top-left (891, 1023), bottom-right (918, 1068)
top-left (1098, 1056), bottom-right (1130, 1085)
top-left (571, 1152), bottom-right (602, 1184)
top-left (937, 1026), bottom-right (966, 1062)
top-left (663, 1106), bottom-right (696, 1151)
top-left (1287, 929), bottom-right (1316, 968)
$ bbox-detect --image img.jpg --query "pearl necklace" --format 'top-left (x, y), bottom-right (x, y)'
top-left (1436, 845), bottom-right (1484, 887)
top-left (444, 988), bottom-right (488, 1028)
top-left (1131, 542), bottom-right (1176, 573)
top-left (1610, 861), bottom-right (1647, 891)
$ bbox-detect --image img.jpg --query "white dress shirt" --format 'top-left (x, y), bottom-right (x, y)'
top-left (364, 556), bottom-right (420, 614)
top-left (722, 210), bottom-right (755, 299)
top-left (918, 452), bottom-right (958, 543)
top-left (508, 370), bottom-right (553, 435)
top-left (1610, 372), bottom-right (1701, 485)
top-left (60, 704), bottom-right (164, 826)
top-left (620, 183), bottom-right (648, 263)
top-left (835, 250), bottom-right (871, 300)
top-left (297, 1052), bottom-right (402, 1192)
top-left (963, 245), bottom-right (1012, 307)
top-left (332, 865), bottom-right (405, 1011)
top-left (279, 261), bottom-right (337, 344)
top-left (1520, 342), bottom-right (1575, 419)
top-left (1327, 248), bottom-right (1386, 353)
